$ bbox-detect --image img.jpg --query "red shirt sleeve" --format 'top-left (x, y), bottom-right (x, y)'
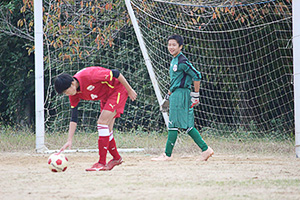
top-left (89, 67), bottom-right (113, 83)
top-left (69, 95), bottom-right (80, 108)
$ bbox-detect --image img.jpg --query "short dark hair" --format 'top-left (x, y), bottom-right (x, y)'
top-left (167, 35), bottom-right (183, 46)
top-left (54, 73), bottom-right (74, 94)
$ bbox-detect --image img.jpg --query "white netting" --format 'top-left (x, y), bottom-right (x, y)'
top-left (129, 0), bottom-right (293, 138)
top-left (44, 0), bottom-right (293, 150)
top-left (44, 0), bottom-right (166, 150)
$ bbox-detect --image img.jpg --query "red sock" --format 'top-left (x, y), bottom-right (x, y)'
top-left (98, 136), bottom-right (110, 165)
top-left (108, 138), bottom-right (121, 160)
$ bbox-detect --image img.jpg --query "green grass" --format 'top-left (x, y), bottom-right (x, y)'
top-left (0, 126), bottom-right (35, 151)
top-left (0, 126), bottom-right (295, 156)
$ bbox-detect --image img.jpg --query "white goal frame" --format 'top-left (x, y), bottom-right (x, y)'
top-left (34, 0), bottom-right (46, 152)
top-left (35, 0), bottom-right (298, 157)
top-left (293, 0), bottom-right (300, 158)
top-left (125, 0), bottom-right (169, 128)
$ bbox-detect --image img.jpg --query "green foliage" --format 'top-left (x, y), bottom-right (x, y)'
top-left (0, 37), bottom-right (34, 125)
top-left (0, 0), bottom-right (34, 126)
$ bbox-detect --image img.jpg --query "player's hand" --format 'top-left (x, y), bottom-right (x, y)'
top-left (160, 94), bottom-right (170, 112)
top-left (190, 92), bottom-right (200, 108)
top-left (59, 141), bottom-right (72, 153)
top-left (128, 89), bottom-right (137, 101)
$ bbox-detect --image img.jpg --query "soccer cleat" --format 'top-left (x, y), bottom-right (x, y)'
top-left (198, 146), bottom-right (214, 161)
top-left (107, 157), bottom-right (123, 170)
top-left (85, 162), bottom-right (110, 171)
top-left (151, 153), bottom-right (173, 161)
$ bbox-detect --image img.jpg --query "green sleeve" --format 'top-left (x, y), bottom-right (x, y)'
top-left (180, 62), bottom-right (201, 81)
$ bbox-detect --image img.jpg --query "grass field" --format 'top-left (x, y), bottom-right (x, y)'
top-left (0, 128), bottom-right (299, 200)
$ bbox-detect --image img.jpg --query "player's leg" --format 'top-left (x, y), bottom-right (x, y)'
top-left (86, 110), bottom-right (116, 171)
top-left (101, 89), bottom-right (127, 169)
top-left (151, 128), bottom-right (178, 161)
top-left (187, 127), bottom-right (214, 161)
top-left (152, 90), bottom-right (186, 161)
top-left (165, 128), bottom-right (178, 157)
top-left (107, 118), bottom-right (123, 170)
top-left (97, 110), bottom-right (117, 165)
top-left (187, 127), bottom-right (208, 151)
top-left (108, 118), bottom-right (121, 160)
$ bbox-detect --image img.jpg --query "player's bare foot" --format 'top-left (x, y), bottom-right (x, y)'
top-left (151, 153), bottom-right (173, 161)
top-left (107, 157), bottom-right (123, 170)
top-left (85, 162), bottom-right (110, 171)
top-left (198, 146), bottom-right (214, 161)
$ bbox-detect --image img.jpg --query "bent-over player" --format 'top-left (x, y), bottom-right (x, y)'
top-left (54, 66), bottom-right (137, 171)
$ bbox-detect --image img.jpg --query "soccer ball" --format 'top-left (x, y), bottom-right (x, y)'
top-left (47, 153), bottom-right (68, 172)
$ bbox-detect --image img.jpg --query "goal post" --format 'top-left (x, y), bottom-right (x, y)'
top-left (125, 0), bottom-right (169, 128)
top-left (293, 0), bottom-right (300, 158)
top-left (34, 0), bottom-right (46, 152)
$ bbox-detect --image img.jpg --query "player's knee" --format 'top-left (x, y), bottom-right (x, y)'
top-left (97, 119), bottom-right (109, 125)
top-left (97, 110), bottom-right (116, 125)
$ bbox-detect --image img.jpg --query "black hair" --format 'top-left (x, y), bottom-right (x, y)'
top-left (54, 73), bottom-right (74, 94)
top-left (167, 35), bottom-right (184, 46)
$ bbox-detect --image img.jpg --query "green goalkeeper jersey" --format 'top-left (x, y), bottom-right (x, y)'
top-left (169, 52), bottom-right (201, 93)
top-left (168, 52), bottom-right (202, 129)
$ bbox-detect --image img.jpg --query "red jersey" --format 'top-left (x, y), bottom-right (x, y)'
top-left (69, 67), bottom-right (126, 108)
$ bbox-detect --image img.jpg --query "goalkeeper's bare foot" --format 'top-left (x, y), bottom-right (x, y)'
top-left (151, 153), bottom-right (173, 161)
top-left (198, 146), bottom-right (214, 161)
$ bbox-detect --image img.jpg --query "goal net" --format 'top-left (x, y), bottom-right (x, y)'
top-left (43, 0), bottom-right (293, 151)
top-left (127, 0), bottom-right (293, 139)
top-left (43, 0), bottom-right (166, 151)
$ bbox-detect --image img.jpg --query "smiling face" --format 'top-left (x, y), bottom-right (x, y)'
top-left (63, 81), bottom-right (77, 96)
top-left (168, 39), bottom-right (182, 57)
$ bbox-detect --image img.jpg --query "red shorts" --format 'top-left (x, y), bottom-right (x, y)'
top-left (100, 89), bottom-right (128, 118)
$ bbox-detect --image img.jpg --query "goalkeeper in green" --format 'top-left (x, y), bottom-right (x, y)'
top-left (152, 35), bottom-right (214, 161)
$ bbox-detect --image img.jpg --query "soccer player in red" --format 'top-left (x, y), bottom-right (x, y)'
top-left (54, 66), bottom-right (137, 171)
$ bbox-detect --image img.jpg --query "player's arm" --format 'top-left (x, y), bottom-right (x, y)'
top-left (194, 80), bottom-right (200, 93)
top-left (60, 106), bottom-right (78, 152)
top-left (112, 69), bottom-right (137, 101)
top-left (182, 63), bottom-right (201, 108)
top-left (190, 80), bottom-right (200, 108)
